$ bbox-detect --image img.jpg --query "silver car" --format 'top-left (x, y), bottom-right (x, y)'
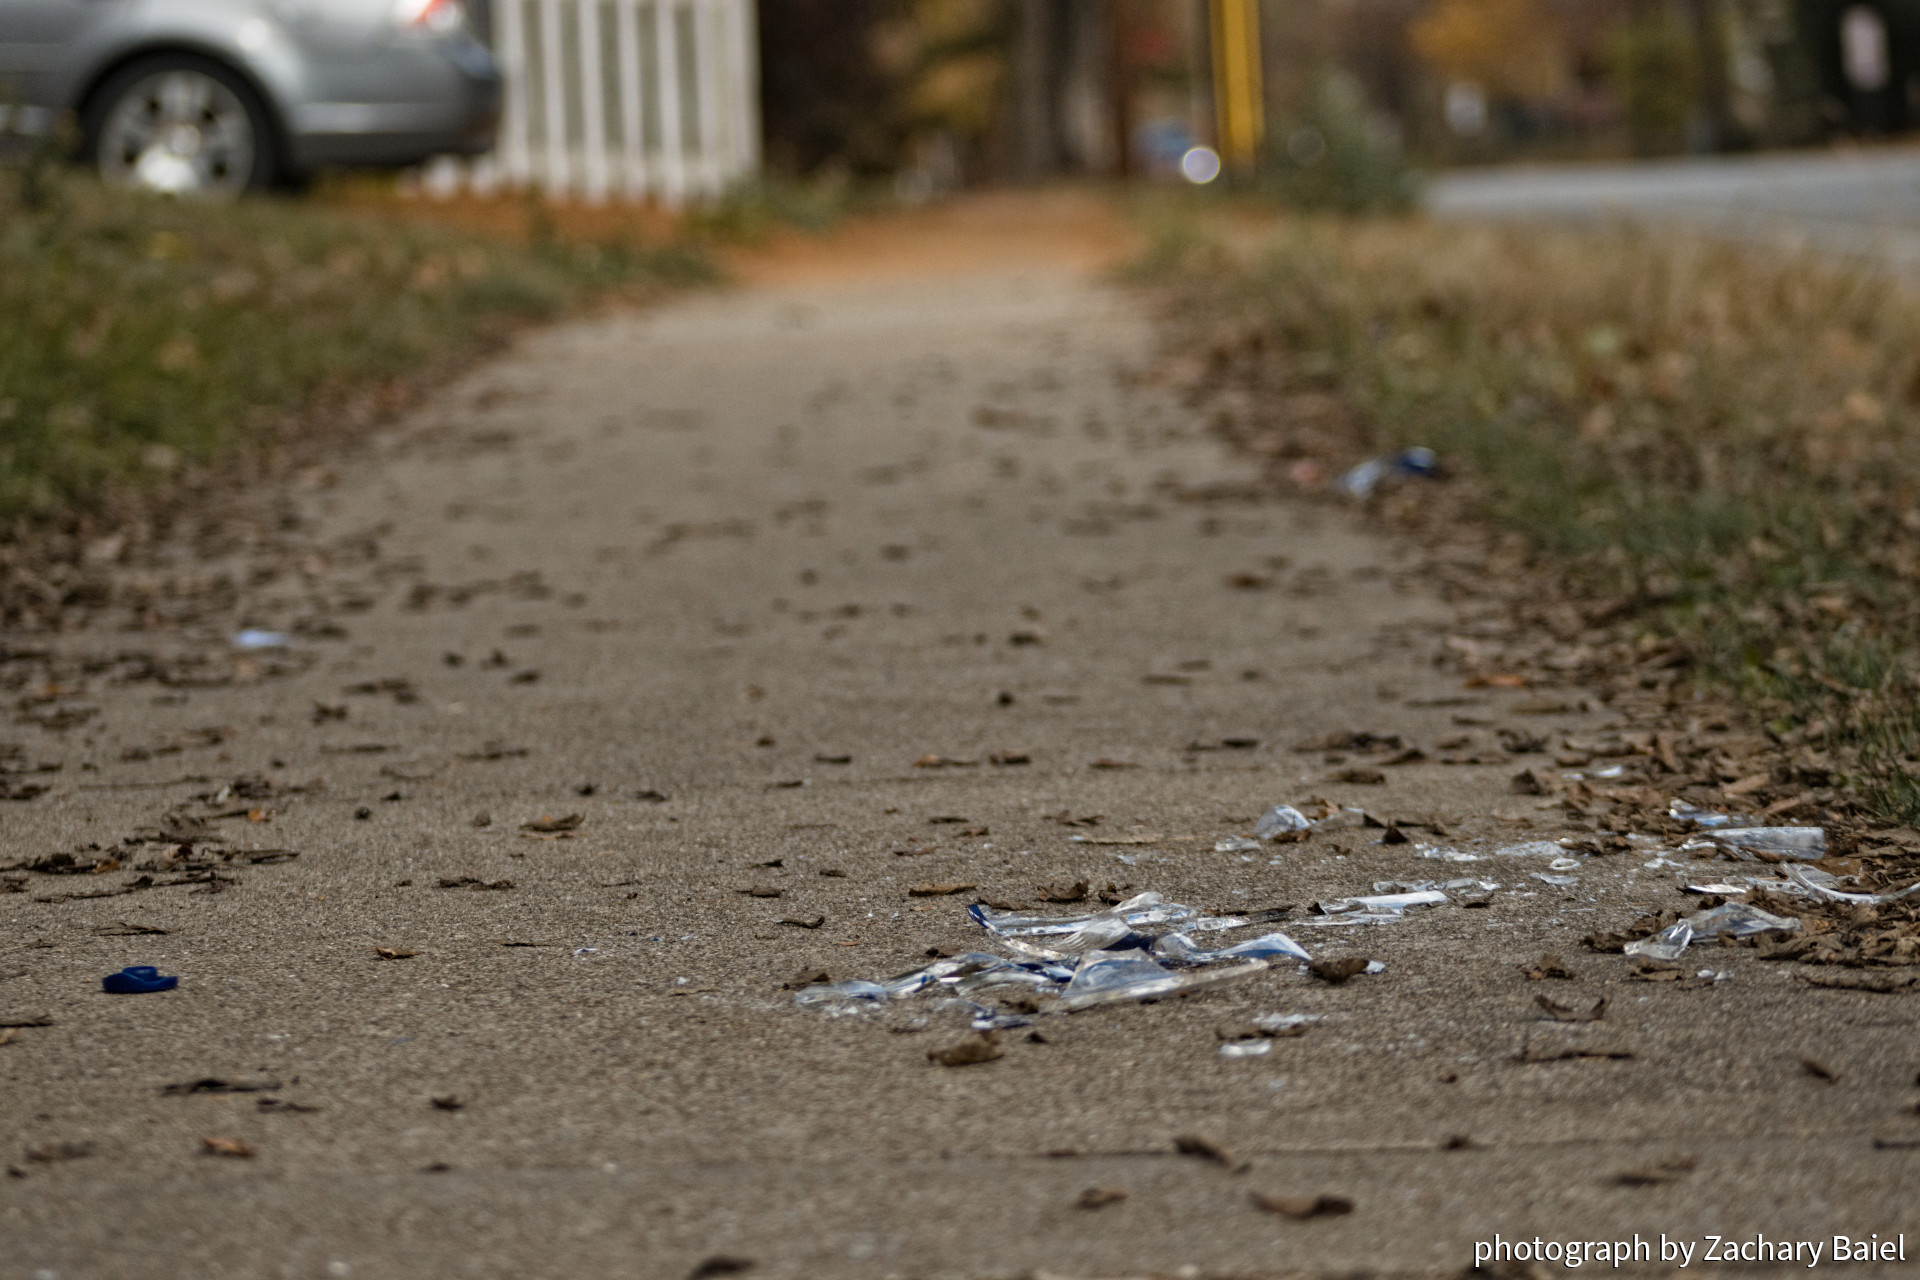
top-left (0, 0), bottom-right (500, 194)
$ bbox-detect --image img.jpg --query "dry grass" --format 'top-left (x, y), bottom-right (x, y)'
top-left (1145, 211), bottom-right (1920, 821)
top-left (0, 165), bottom-right (713, 526)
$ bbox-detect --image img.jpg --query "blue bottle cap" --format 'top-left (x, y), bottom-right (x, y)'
top-left (103, 966), bottom-right (179, 994)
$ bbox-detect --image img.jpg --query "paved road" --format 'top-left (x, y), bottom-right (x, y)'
top-left (1428, 145), bottom-right (1920, 270)
top-left (3, 197), bottom-right (1916, 1278)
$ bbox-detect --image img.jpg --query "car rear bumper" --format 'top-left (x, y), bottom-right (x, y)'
top-left (285, 42), bottom-right (500, 169)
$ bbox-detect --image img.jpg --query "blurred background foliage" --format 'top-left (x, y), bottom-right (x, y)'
top-left (756, 0), bottom-right (1912, 208)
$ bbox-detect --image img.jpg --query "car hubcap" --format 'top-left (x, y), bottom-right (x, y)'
top-left (100, 71), bottom-right (255, 196)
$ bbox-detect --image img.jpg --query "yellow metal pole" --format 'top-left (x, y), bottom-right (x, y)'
top-left (1209, 0), bottom-right (1265, 170)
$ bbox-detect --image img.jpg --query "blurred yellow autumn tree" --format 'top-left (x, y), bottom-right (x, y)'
top-left (901, 0), bottom-right (1008, 138)
top-left (1410, 0), bottom-right (1569, 100)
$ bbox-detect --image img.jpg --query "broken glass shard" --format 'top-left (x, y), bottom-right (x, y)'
top-left (1314, 890), bottom-right (1448, 915)
top-left (1702, 827), bottom-right (1826, 860)
top-left (1055, 958), bottom-right (1269, 1012)
top-left (1669, 799), bottom-right (1736, 828)
top-left (792, 979), bottom-right (889, 1005)
top-left (1494, 841), bottom-right (1570, 858)
top-left (1153, 930), bottom-right (1311, 966)
top-left (1623, 921), bottom-right (1693, 960)
top-left (1254, 805), bottom-right (1311, 840)
top-left (1783, 865), bottom-right (1920, 905)
top-left (1685, 902), bottom-right (1799, 939)
top-left (1253, 1013), bottom-right (1322, 1033)
top-left (1415, 844), bottom-right (1483, 862)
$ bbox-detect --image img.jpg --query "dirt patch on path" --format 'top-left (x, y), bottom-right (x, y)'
top-left (723, 186), bottom-right (1140, 286)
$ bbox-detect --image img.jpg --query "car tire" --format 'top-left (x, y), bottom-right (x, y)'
top-left (83, 53), bottom-right (279, 196)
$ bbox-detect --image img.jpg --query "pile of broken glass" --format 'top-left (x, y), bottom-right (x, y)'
top-left (792, 891), bottom-right (1312, 1018)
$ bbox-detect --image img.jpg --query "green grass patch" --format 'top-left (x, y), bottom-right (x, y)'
top-left (0, 164), bottom-right (714, 525)
top-left (1143, 212), bottom-right (1920, 821)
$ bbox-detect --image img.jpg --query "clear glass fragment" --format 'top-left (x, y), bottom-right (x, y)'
top-left (1415, 845), bottom-right (1483, 862)
top-left (995, 917), bottom-right (1138, 960)
top-left (232, 629), bottom-right (290, 649)
top-left (1055, 958), bottom-right (1269, 1012)
top-left (1064, 949), bottom-right (1171, 996)
top-left (968, 892), bottom-right (1197, 938)
top-left (1783, 865), bottom-right (1920, 905)
top-left (1219, 1039), bottom-right (1272, 1058)
top-left (1669, 799), bottom-right (1737, 828)
top-left (1494, 841), bottom-right (1571, 858)
top-left (1254, 805), bottom-right (1312, 839)
top-left (1623, 921), bottom-right (1693, 960)
top-left (1703, 827), bottom-right (1826, 860)
top-left (1252, 1013), bottom-right (1322, 1032)
top-left (792, 979), bottom-right (889, 1005)
top-left (1685, 902), bottom-right (1799, 938)
top-left (1314, 890), bottom-right (1448, 916)
top-left (1153, 930), bottom-right (1311, 966)
top-left (1215, 836), bottom-right (1263, 854)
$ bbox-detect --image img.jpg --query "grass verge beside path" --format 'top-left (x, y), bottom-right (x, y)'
top-left (0, 167), bottom-right (714, 526)
top-left (1143, 211), bottom-right (1920, 824)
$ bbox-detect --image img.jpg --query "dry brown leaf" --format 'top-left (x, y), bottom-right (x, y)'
top-left (1250, 1191), bottom-right (1354, 1219)
top-left (1534, 994), bottom-right (1607, 1022)
top-left (1612, 1157), bottom-right (1696, 1186)
top-left (1800, 1055), bottom-right (1840, 1082)
top-left (518, 813), bottom-right (582, 833)
top-left (1519, 954), bottom-right (1578, 981)
top-left (927, 1030), bottom-right (1002, 1067)
top-left (912, 754), bottom-right (977, 768)
top-left (776, 914), bottom-right (825, 929)
top-left (1307, 957), bottom-right (1369, 984)
top-left (1172, 1134), bottom-right (1244, 1171)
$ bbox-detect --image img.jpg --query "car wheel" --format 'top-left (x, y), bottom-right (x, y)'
top-left (86, 55), bottom-right (277, 197)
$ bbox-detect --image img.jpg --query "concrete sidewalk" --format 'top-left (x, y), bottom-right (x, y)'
top-left (2, 199), bottom-right (1915, 1279)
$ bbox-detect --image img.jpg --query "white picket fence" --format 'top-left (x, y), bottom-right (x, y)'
top-left (452, 0), bottom-right (759, 204)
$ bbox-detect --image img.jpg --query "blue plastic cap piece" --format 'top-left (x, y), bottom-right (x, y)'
top-left (1391, 446), bottom-right (1440, 478)
top-left (103, 966), bottom-right (179, 994)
